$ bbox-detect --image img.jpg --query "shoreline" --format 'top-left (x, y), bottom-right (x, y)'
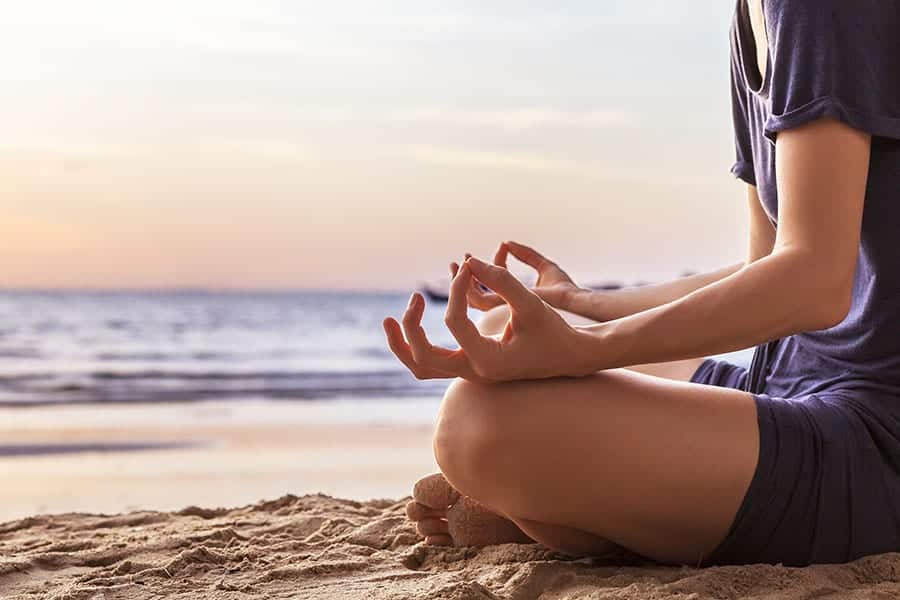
top-left (0, 400), bottom-right (440, 522)
top-left (6, 399), bottom-right (900, 598)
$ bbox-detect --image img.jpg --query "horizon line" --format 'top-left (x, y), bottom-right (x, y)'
top-left (0, 285), bottom-right (413, 295)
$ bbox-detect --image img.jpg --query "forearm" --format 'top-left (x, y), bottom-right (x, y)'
top-left (564, 262), bottom-right (744, 322)
top-left (572, 249), bottom-right (850, 372)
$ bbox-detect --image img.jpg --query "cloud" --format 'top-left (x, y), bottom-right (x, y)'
top-left (0, 138), bottom-right (319, 165)
top-left (220, 140), bottom-right (318, 162)
top-left (404, 144), bottom-right (597, 175)
top-left (384, 107), bottom-right (630, 131)
top-left (195, 103), bottom-right (632, 132)
top-left (402, 143), bottom-right (727, 187)
top-left (0, 139), bottom-right (133, 162)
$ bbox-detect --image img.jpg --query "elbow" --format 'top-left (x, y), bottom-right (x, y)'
top-left (777, 246), bottom-right (855, 332)
top-left (804, 278), bottom-right (853, 331)
top-left (813, 294), bottom-right (852, 330)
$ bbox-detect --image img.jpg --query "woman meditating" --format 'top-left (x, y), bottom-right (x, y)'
top-left (383, 0), bottom-right (900, 566)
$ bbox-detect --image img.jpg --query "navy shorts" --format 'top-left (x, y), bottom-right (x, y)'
top-left (690, 352), bottom-right (900, 566)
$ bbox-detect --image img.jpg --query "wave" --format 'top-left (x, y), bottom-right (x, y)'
top-left (0, 348), bottom-right (42, 359)
top-left (0, 369), bottom-right (448, 406)
top-left (0, 441), bottom-right (206, 457)
top-left (0, 290), bottom-right (455, 408)
top-left (94, 351), bottom-right (240, 362)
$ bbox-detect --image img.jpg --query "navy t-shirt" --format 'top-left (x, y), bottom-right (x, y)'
top-left (729, 0), bottom-right (900, 397)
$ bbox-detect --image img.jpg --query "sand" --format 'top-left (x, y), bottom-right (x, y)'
top-left (6, 402), bottom-right (900, 598)
top-left (4, 494), bottom-right (900, 600)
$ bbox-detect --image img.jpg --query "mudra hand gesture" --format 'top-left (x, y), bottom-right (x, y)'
top-left (457, 241), bottom-right (584, 312)
top-left (383, 255), bottom-right (591, 383)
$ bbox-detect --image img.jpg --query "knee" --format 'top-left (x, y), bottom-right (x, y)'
top-left (433, 378), bottom-right (506, 494)
top-left (476, 304), bottom-right (511, 336)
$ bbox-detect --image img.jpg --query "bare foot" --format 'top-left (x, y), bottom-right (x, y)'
top-left (405, 473), bottom-right (534, 547)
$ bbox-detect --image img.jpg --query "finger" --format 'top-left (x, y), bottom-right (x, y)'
top-left (465, 257), bottom-right (543, 315)
top-left (390, 318), bottom-right (468, 381)
top-left (401, 294), bottom-right (471, 375)
top-left (383, 317), bottom-right (434, 379)
top-left (493, 242), bottom-right (510, 269)
top-left (385, 317), bottom-right (459, 380)
top-left (469, 284), bottom-right (504, 311)
top-left (505, 240), bottom-right (553, 272)
top-left (466, 265), bottom-right (505, 310)
top-left (401, 293), bottom-right (435, 366)
top-left (469, 280), bottom-right (504, 310)
top-left (454, 261), bottom-right (504, 311)
top-left (383, 317), bottom-right (415, 365)
top-left (445, 263), bottom-right (490, 352)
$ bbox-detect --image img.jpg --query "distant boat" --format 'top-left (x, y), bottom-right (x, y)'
top-left (420, 283), bottom-right (449, 303)
top-left (421, 271), bottom-right (697, 302)
top-left (588, 281), bottom-right (624, 291)
top-left (421, 276), bottom-right (506, 303)
top-left (422, 280), bottom-right (621, 301)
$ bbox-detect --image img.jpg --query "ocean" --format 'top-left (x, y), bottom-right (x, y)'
top-left (0, 291), bottom-right (451, 407)
top-left (0, 290), bottom-right (753, 408)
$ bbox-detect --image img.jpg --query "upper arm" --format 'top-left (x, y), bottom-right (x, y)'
top-left (729, 0), bottom-right (893, 326)
top-left (773, 118), bottom-right (871, 317)
top-left (746, 185), bottom-right (774, 264)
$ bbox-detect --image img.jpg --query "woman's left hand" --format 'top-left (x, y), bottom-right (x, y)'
top-left (383, 256), bottom-right (592, 383)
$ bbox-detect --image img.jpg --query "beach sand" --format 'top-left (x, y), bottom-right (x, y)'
top-left (5, 402), bottom-right (900, 599)
top-left (5, 493), bottom-right (900, 599)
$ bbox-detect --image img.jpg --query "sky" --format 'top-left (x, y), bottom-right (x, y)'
top-left (0, 1), bottom-right (749, 291)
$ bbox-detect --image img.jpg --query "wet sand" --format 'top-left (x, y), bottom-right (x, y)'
top-left (0, 400), bottom-right (439, 522)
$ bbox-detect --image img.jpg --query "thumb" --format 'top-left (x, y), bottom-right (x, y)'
top-left (466, 257), bottom-right (542, 314)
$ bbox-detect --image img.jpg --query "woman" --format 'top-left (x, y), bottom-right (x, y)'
top-left (384, 0), bottom-right (900, 566)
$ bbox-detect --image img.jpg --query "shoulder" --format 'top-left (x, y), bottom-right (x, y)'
top-left (762, 0), bottom-right (900, 142)
top-left (761, 0), bottom-right (900, 79)
top-left (763, 0), bottom-right (900, 32)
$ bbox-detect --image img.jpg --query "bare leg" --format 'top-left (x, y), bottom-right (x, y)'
top-left (433, 371), bottom-right (758, 565)
top-left (407, 305), bottom-right (636, 556)
top-left (406, 472), bottom-right (619, 555)
top-left (419, 290), bottom-right (751, 563)
top-left (406, 304), bottom-right (709, 556)
top-left (406, 473), bottom-right (533, 547)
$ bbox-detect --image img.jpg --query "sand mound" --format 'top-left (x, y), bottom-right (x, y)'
top-left (3, 494), bottom-right (900, 599)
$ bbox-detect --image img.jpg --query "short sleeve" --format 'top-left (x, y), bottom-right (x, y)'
top-left (729, 36), bottom-right (757, 186)
top-left (763, 0), bottom-right (900, 143)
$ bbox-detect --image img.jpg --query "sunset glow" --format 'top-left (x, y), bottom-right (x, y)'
top-left (1, 1), bottom-right (746, 290)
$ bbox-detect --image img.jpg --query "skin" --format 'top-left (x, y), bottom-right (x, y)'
top-left (749, 0), bottom-right (769, 81)
top-left (387, 118), bottom-right (869, 379)
top-left (384, 11), bottom-right (873, 564)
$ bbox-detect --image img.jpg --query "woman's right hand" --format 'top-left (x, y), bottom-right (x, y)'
top-left (451, 241), bottom-right (587, 312)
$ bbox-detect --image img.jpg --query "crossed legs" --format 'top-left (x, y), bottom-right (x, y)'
top-left (408, 305), bottom-right (759, 565)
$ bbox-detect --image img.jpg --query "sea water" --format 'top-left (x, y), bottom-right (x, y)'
top-left (0, 290), bottom-right (753, 411)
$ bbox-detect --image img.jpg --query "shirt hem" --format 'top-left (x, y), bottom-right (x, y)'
top-left (765, 96), bottom-right (900, 143)
top-left (730, 161), bottom-right (756, 186)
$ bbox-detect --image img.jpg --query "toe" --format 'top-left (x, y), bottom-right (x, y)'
top-left (424, 534), bottom-right (453, 546)
top-left (416, 517), bottom-right (449, 538)
top-left (413, 473), bottom-right (460, 510)
top-left (406, 500), bottom-right (444, 521)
